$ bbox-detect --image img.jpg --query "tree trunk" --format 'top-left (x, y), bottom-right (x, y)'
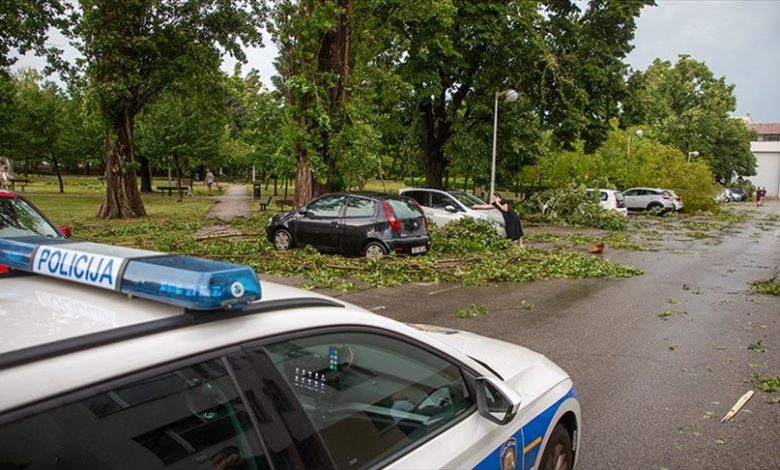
top-left (51, 154), bottom-right (64, 194)
top-left (139, 154), bottom-right (153, 193)
top-left (420, 102), bottom-right (451, 188)
top-left (174, 156), bottom-right (183, 203)
top-left (98, 109), bottom-right (146, 218)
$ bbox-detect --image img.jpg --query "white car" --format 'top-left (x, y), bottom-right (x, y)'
top-left (622, 187), bottom-right (675, 212)
top-left (660, 189), bottom-right (684, 212)
top-left (586, 189), bottom-right (628, 216)
top-left (0, 237), bottom-right (581, 470)
top-left (400, 188), bottom-right (507, 236)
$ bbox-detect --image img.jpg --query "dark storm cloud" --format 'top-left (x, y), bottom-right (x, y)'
top-left (627, 0), bottom-right (780, 122)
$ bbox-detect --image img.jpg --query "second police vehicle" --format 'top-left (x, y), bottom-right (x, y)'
top-left (0, 235), bottom-right (580, 469)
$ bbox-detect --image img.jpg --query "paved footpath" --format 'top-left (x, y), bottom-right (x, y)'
top-left (196, 184), bottom-right (252, 240)
top-left (205, 184), bottom-right (251, 221)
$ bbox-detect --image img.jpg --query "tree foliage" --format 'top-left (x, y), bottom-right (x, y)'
top-left (73, 0), bottom-right (265, 218)
top-left (622, 55), bottom-right (756, 183)
top-left (0, 0), bottom-right (70, 69)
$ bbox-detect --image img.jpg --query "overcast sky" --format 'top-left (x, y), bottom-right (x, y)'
top-left (12, 1), bottom-right (779, 123)
top-left (626, 0), bottom-right (780, 123)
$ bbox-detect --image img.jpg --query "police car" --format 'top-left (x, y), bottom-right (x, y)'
top-left (0, 236), bottom-right (580, 470)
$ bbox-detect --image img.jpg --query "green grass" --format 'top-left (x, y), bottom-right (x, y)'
top-left (750, 279), bottom-right (780, 296)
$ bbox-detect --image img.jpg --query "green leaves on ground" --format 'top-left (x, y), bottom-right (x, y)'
top-left (754, 375), bottom-right (780, 393)
top-left (455, 304), bottom-right (487, 319)
top-left (750, 279), bottom-right (780, 296)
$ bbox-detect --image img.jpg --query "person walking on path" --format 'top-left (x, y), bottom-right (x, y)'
top-left (757, 187), bottom-right (766, 207)
top-left (204, 168), bottom-right (215, 195)
top-left (475, 192), bottom-right (523, 246)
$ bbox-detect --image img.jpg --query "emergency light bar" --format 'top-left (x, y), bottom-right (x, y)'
top-left (0, 237), bottom-right (262, 310)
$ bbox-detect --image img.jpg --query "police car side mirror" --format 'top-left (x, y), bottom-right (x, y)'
top-left (475, 376), bottom-right (522, 425)
top-left (444, 204), bottom-right (457, 213)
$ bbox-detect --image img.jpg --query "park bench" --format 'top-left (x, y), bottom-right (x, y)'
top-left (3, 178), bottom-right (30, 191)
top-left (275, 199), bottom-right (294, 211)
top-left (259, 196), bottom-right (273, 211)
top-left (156, 185), bottom-right (178, 197)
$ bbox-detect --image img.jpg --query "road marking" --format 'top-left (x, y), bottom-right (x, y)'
top-left (370, 306), bottom-right (386, 311)
top-left (428, 286), bottom-right (460, 296)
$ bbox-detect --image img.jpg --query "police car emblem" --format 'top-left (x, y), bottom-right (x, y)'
top-left (499, 437), bottom-right (517, 470)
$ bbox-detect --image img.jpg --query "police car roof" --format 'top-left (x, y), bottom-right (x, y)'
top-left (0, 273), bottom-right (418, 414)
top-left (0, 274), bottom-right (341, 356)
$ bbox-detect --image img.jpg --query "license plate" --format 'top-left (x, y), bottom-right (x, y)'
top-left (411, 246), bottom-right (426, 254)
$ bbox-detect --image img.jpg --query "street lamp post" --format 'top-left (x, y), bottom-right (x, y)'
top-left (626, 129), bottom-right (643, 185)
top-left (687, 151), bottom-right (700, 162)
top-left (490, 89), bottom-right (518, 198)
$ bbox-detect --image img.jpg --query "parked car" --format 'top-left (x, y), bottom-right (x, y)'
top-left (399, 188), bottom-right (506, 235)
top-left (660, 189), bottom-right (684, 211)
top-left (585, 189), bottom-right (628, 216)
top-left (729, 188), bottom-right (747, 202)
top-left (622, 187), bottom-right (675, 212)
top-left (715, 188), bottom-right (733, 204)
top-left (266, 192), bottom-right (430, 258)
top-left (0, 189), bottom-right (71, 273)
top-left (0, 238), bottom-right (581, 470)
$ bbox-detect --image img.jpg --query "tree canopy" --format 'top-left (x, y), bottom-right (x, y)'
top-left (622, 55), bottom-right (756, 183)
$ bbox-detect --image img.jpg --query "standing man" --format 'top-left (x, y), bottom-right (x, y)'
top-left (205, 167), bottom-right (215, 196)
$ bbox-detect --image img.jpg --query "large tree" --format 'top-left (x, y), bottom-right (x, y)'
top-left (270, 0), bottom-right (359, 207)
top-left (73, 0), bottom-right (264, 218)
top-left (358, 0), bottom-right (650, 188)
top-left (137, 89), bottom-right (226, 202)
top-left (622, 55), bottom-right (756, 182)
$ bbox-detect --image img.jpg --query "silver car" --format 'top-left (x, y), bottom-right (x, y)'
top-left (622, 187), bottom-right (675, 212)
top-left (399, 188), bottom-right (506, 235)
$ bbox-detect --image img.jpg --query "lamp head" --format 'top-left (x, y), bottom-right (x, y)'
top-left (635, 129), bottom-right (644, 138)
top-left (504, 89), bottom-right (519, 102)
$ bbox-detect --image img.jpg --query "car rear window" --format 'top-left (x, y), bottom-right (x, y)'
top-left (386, 198), bottom-right (423, 220)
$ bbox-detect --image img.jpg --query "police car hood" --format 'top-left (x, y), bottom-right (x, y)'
top-left (418, 327), bottom-right (569, 389)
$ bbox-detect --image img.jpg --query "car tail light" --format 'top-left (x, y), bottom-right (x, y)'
top-left (0, 265), bottom-right (8, 274)
top-left (662, 195), bottom-right (670, 200)
top-left (383, 200), bottom-right (401, 233)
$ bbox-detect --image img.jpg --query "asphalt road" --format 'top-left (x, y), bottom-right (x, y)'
top-left (336, 202), bottom-right (780, 470)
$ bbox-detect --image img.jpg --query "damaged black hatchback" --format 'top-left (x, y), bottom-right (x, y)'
top-left (266, 193), bottom-right (430, 258)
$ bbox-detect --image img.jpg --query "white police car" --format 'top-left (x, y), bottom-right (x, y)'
top-left (0, 236), bottom-right (580, 469)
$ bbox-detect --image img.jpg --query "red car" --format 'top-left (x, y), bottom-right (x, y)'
top-left (0, 190), bottom-right (71, 273)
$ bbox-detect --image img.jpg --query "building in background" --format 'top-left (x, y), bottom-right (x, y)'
top-left (744, 116), bottom-right (780, 198)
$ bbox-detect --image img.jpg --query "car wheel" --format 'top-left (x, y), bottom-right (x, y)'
top-left (273, 229), bottom-right (293, 251)
top-left (538, 423), bottom-right (573, 470)
top-left (363, 241), bottom-right (387, 259)
top-left (647, 202), bottom-right (665, 214)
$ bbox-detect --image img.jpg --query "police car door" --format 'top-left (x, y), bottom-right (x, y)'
top-left (239, 329), bottom-right (524, 470)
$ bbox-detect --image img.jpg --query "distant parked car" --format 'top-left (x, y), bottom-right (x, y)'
top-left (715, 188), bottom-right (732, 204)
top-left (266, 192), bottom-right (430, 258)
top-left (399, 188), bottom-right (506, 235)
top-left (622, 187), bottom-right (675, 213)
top-left (729, 188), bottom-right (747, 202)
top-left (585, 189), bottom-right (628, 216)
top-left (661, 189), bottom-right (684, 212)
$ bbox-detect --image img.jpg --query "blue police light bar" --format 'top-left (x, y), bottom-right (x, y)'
top-left (121, 255), bottom-right (261, 310)
top-left (0, 238), bottom-right (262, 310)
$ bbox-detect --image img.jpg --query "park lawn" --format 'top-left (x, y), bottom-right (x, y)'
top-left (20, 176), bottom-right (215, 250)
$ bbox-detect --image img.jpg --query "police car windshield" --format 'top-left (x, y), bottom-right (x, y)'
top-left (0, 198), bottom-right (60, 238)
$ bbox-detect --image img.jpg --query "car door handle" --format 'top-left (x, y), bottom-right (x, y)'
top-left (330, 221), bottom-right (339, 226)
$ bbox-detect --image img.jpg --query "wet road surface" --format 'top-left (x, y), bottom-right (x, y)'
top-left (336, 203), bottom-right (780, 469)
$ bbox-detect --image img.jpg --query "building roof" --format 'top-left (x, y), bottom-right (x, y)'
top-left (747, 122), bottom-right (780, 135)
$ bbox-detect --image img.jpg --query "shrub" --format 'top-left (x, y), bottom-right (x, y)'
top-left (430, 217), bottom-right (512, 255)
top-left (523, 184), bottom-right (628, 231)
